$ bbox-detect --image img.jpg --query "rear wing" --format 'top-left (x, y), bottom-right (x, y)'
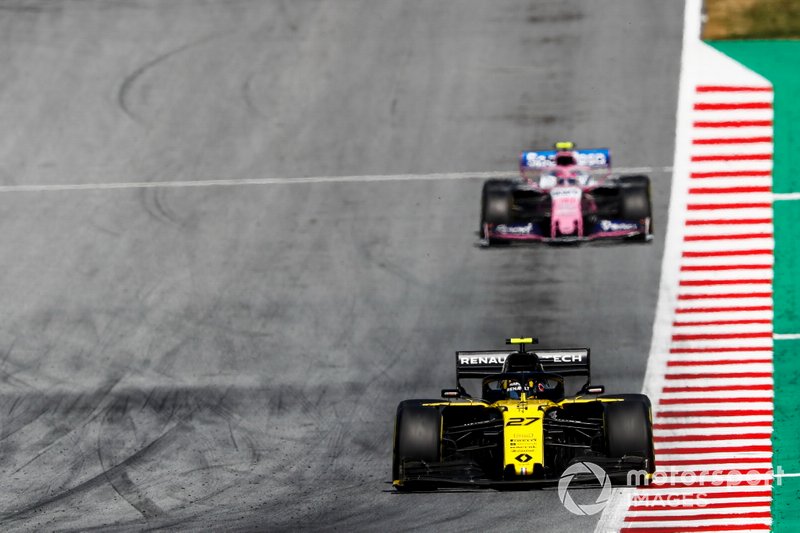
top-left (520, 148), bottom-right (611, 170)
top-left (455, 348), bottom-right (591, 383)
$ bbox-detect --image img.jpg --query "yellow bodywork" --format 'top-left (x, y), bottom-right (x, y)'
top-left (417, 395), bottom-right (625, 479)
top-left (495, 395), bottom-right (626, 476)
top-left (497, 394), bottom-right (551, 475)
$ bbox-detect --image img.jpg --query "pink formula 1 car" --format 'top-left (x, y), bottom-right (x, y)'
top-left (479, 142), bottom-right (653, 246)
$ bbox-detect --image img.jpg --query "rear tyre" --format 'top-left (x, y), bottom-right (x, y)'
top-left (393, 400), bottom-right (441, 491)
top-left (604, 400), bottom-right (655, 482)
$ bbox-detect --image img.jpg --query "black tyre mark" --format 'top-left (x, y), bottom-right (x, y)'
top-left (138, 186), bottom-right (182, 227)
top-left (117, 33), bottom-right (222, 124)
top-left (9, 374), bottom-right (125, 475)
top-left (241, 71), bottom-right (269, 122)
top-left (0, 2), bottom-right (58, 13)
top-left (152, 188), bottom-right (180, 226)
top-left (97, 437), bottom-right (164, 520)
top-left (0, 405), bottom-right (48, 443)
top-left (3, 418), bottom-right (185, 523)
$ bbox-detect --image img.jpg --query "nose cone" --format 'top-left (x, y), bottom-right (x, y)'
top-left (559, 219), bottom-right (576, 235)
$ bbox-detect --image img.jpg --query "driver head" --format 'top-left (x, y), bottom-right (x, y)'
top-left (553, 141), bottom-right (577, 166)
top-left (555, 151), bottom-right (577, 167)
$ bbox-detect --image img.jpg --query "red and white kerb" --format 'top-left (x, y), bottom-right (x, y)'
top-left (621, 83), bottom-right (774, 533)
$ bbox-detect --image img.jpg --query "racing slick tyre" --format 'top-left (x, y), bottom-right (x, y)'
top-left (392, 400), bottom-right (441, 491)
top-left (604, 399), bottom-right (655, 483)
top-left (480, 179), bottom-right (513, 243)
top-left (619, 175), bottom-right (653, 242)
top-left (619, 175), bottom-right (652, 219)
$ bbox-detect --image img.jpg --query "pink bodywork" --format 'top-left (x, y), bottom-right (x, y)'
top-left (484, 154), bottom-right (637, 242)
top-left (549, 185), bottom-right (583, 238)
top-left (532, 164), bottom-right (598, 239)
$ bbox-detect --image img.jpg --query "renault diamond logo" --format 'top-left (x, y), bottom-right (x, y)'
top-left (515, 453), bottom-right (533, 463)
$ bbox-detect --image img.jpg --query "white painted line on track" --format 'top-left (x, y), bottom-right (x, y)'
top-left (0, 166), bottom-right (673, 193)
top-left (773, 333), bottom-right (800, 340)
top-left (773, 192), bottom-right (800, 201)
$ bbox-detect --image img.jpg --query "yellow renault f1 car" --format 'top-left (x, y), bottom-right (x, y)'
top-left (392, 338), bottom-right (655, 490)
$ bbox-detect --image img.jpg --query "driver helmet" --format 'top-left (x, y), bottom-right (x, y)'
top-left (501, 378), bottom-right (547, 399)
top-left (502, 379), bottom-right (524, 399)
top-left (553, 141), bottom-right (578, 167)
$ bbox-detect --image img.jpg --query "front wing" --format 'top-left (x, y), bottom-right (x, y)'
top-left (482, 218), bottom-right (651, 244)
top-left (396, 456), bottom-right (652, 489)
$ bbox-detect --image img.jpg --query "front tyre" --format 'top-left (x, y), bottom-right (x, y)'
top-left (619, 175), bottom-right (653, 242)
top-left (392, 400), bottom-right (441, 491)
top-left (619, 175), bottom-right (652, 219)
top-left (480, 179), bottom-right (514, 244)
top-left (604, 399), bottom-right (655, 483)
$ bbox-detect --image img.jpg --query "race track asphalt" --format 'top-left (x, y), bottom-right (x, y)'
top-left (0, 1), bottom-right (684, 531)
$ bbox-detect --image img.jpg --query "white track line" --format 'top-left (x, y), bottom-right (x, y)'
top-left (774, 192), bottom-right (800, 201)
top-left (774, 333), bottom-right (800, 340)
top-left (0, 166), bottom-right (673, 193)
